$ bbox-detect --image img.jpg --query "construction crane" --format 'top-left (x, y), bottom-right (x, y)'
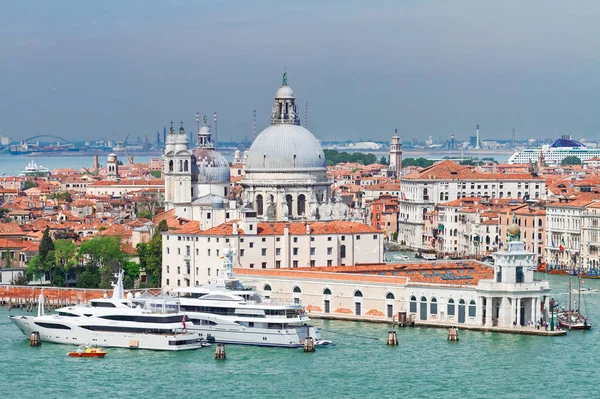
top-left (123, 146), bottom-right (134, 165)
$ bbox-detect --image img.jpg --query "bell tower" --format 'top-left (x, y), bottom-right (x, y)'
top-left (389, 129), bottom-right (403, 177)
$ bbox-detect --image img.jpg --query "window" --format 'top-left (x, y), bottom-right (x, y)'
top-left (261, 248), bottom-right (267, 256)
top-left (177, 280), bottom-right (181, 286)
top-left (177, 266), bottom-right (180, 274)
top-left (249, 242), bottom-right (254, 248)
top-left (276, 237), bottom-right (280, 242)
top-left (410, 296), bottom-right (417, 313)
top-left (310, 260), bottom-right (315, 267)
top-left (275, 248), bottom-right (281, 256)
top-left (167, 248), bottom-right (170, 254)
top-left (386, 292), bottom-right (395, 300)
top-left (323, 288), bottom-right (332, 295)
top-left (263, 284), bottom-right (272, 291)
top-left (356, 235), bottom-right (361, 240)
top-left (340, 245), bottom-right (346, 258)
top-left (327, 237), bottom-right (332, 241)
top-left (310, 237), bottom-right (315, 242)
top-left (516, 266), bottom-right (524, 283)
top-left (275, 261), bottom-right (281, 268)
top-left (293, 286), bottom-right (302, 293)
top-left (468, 300), bottom-right (476, 317)
top-left (327, 247), bottom-right (332, 255)
top-left (208, 268), bottom-right (210, 276)
top-left (186, 246), bottom-right (190, 256)
top-left (196, 249), bottom-right (199, 255)
top-left (447, 299), bottom-right (455, 316)
top-left (166, 279), bottom-right (170, 286)
top-left (430, 297), bottom-right (438, 315)
top-left (373, 235), bottom-right (377, 239)
top-left (262, 237), bottom-right (266, 242)
top-left (327, 260), bottom-right (332, 266)
top-left (341, 236), bottom-right (345, 241)
top-left (178, 248), bottom-right (180, 255)
top-left (310, 247), bottom-right (315, 255)
top-left (261, 262), bottom-right (267, 269)
top-left (240, 249), bottom-right (245, 256)
top-left (216, 250), bottom-right (219, 256)
top-left (249, 263), bottom-right (254, 269)
top-left (207, 212), bottom-right (211, 219)
top-left (166, 266), bottom-right (170, 273)
top-left (293, 260), bottom-right (298, 267)
top-left (293, 237), bottom-right (298, 243)
top-left (293, 248), bottom-right (298, 256)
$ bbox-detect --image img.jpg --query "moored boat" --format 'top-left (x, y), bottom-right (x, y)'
top-left (68, 345), bottom-right (107, 357)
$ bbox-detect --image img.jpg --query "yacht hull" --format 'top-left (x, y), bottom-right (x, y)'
top-left (188, 324), bottom-right (319, 348)
top-left (10, 316), bottom-right (204, 351)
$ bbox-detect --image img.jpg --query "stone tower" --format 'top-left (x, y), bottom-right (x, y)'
top-left (163, 121), bottom-right (193, 210)
top-left (106, 153), bottom-right (120, 181)
top-left (389, 129), bottom-right (403, 177)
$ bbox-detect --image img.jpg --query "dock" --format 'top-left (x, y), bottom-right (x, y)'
top-left (309, 313), bottom-right (567, 336)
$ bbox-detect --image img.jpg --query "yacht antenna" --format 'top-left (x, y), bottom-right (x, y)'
top-left (111, 270), bottom-right (125, 299)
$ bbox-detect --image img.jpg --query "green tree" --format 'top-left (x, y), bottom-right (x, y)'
top-left (561, 155), bottom-right (582, 166)
top-left (49, 191), bottom-right (73, 202)
top-left (157, 219), bottom-right (168, 232)
top-left (53, 239), bottom-right (78, 286)
top-left (379, 156), bottom-right (389, 166)
top-left (137, 210), bottom-right (153, 220)
top-left (2, 251), bottom-right (12, 268)
top-left (23, 181), bottom-right (36, 190)
top-left (78, 236), bottom-right (128, 287)
top-left (137, 232), bottom-right (163, 287)
top-left (123, 260), bottom-right (141, 289)
top-left (39, 227), bottom-right (55, 263)
top-left (150, 170), bottom-right (161, 178)
top-left (11, 273), bottom-right (30, 285)
top-left (402, 157), bottom-right (435, 168)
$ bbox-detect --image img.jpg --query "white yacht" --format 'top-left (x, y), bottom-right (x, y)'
top-left (172, 250), bottom-right (324, 348)
top-left (9, 272), bottom-right (206, 351)
top-left (18, 160), bottom-right (51, 177)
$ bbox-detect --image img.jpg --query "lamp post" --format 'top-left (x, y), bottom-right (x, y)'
top-left (550, 298), bottom-right (556, 331)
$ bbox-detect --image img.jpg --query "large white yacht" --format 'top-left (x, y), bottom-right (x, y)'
top-left (10, 272), bottom-right (206, 351)
top-left (172, 250), bottom-right (324, 348)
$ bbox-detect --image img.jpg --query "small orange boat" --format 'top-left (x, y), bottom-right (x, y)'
top-left (68, 345), bottom-right (107, 358)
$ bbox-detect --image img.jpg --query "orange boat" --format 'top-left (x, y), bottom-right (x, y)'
top-left (68, 345), bottom-right (107, 358)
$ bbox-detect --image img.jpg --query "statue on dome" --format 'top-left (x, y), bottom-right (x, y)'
top-left (506, 211), bottom-right (521, 242)
top-left (283, 72), bottom-right (288, 86)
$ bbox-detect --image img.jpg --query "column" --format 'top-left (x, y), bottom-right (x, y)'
top-left (510, 297), bottom-right (516, 327)
top-left (516, 298), bottom-right (522, 326)
top-left (485, 296), bottom-right (493, 327)
top-left (530, 298), bottom-right (536, 326)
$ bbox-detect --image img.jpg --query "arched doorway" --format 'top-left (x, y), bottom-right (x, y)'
top-left (420, 296), bottom-right (427, 320)
top-left (354, 290), bottom-right (363, 315)
top-left (458, 299), bottom-right (466, 323)
top-left (323, 288), bottom-right (332, 313)
top-left (297, 194), bottom-right (306, 216)
top-left (256, 195), bottom-right (264, 216)
top-left (385, 292), bottom-right (395, 318)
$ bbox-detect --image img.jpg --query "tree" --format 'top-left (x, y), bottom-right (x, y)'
top-left (2, 251), bottom-right (12, 268)
top-left (78, 236), bottom-right (128, 287)
top-left (157, 219), bottom-right (168, 233)
top-left (561, 155), bottom-right (582, 166)
top-left (53, 239), bottom-right (78, 286)
top-left (11, 273), bottom-right (30, 285)
top-left (123, 260), bottom-right (141, 289)
top-left (150, 170), bottom-right (161, 178)
top-left (23, 181), bottom-right (36, 190)
top-left (49, 191), bottom-right (72, 202)
top-left (379, 156), bottom-right (389, 166)
top-left (39, 227), bottom-right (55, 264)
top-left (402, 157), bottom-right (435, 168)
top-left (137, 231), bottom-right (163, 287)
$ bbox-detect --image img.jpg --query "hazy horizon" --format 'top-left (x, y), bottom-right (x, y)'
top-left (2, 1), bottom-right (600, 143)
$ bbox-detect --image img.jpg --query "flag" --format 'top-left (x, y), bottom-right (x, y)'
top-left (559, 243), bottom-right (564, 252)
top-left (551, 239), bottom-right (555, 248)
top-left (560, 237), bottom-right (565, 252)
top-left (181, 315), bottom-right (186, 331)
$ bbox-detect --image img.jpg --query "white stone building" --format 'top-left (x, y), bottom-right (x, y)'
top-left (161, 213), bottom-right (384, 291)
top-left (398, 160), bottom-right (545, 249)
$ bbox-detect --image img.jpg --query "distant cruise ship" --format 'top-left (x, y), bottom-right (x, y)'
top-left (507, 136), bottom-right (600, 165)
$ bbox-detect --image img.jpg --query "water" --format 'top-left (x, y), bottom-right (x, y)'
top-left (1, 274), bottom-right (598, 399)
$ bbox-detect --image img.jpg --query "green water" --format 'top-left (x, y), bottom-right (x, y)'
top-left (1, 275), bottom-right (598, 399)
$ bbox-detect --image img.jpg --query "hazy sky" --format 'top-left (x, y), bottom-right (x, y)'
top-left (2, 0), bottom-right (600, 143)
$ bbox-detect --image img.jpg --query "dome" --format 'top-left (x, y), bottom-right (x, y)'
top-left (245, 124), bottom-right (326, 171)
top-left (192, 147), bottom-right (230, 183)
top-left (275, 85), bottom-right (294, 99)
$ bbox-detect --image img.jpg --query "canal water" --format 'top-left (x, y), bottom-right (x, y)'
top-left (1, 274), bottom-right (598, 399)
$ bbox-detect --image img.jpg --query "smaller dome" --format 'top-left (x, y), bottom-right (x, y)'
top-left (275, 85), bottom-right (294, 99)
top-left (507, 224), bottom-right (520, 236)
top-left (192, 147), bottom-right (230, 183)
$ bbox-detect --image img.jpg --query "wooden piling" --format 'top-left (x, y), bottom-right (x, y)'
top-left (387, 331), bottom-right (398, 345)
top-left (30, 331), bottom-right (41, 346)
top-left (447, 327), bottom-right (459, 341)
top-left (303, 337), bottom-right (315, 352)
top-left (215, 344), bottom-right (226, 359)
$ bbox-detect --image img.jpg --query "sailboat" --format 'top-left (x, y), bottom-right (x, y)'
top-left (557, 277), bottom-right (592, 330)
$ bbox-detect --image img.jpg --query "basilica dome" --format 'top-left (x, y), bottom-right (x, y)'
top-left (245, 124), bottom-right (325, 171)
top-left (192, 122), bottom-right (230, 183)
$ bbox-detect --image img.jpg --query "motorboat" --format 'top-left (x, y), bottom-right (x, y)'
top-left (314, 339), bottom-right (335, 347)
top-left (571, 287), bottom-right (598, 295)
top-left (10, 271), bottom-right (206, 351)
top-left (68, 345), bottom-right (107, 357)
top-left (170, 249), bottom-right (328, 348)
top-left (391, 254), bottom-right (410, 261)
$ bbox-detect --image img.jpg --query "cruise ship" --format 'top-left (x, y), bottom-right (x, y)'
top-left (171, 250), bottom-right (325, 348)
top-left (507, 136), bottom-right (600, 165)
top-left (9, 272), bottom-right (206, 351)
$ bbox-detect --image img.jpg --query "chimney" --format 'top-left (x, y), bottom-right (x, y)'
top-left (232, 221), bottom-right (238, 236)
top-left (93, 155), bottom-right (99, 175)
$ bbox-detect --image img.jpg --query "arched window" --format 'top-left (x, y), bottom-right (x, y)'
top-left (168, 160), bottom-right (173, 172)
top-left (293, 286), bottom-right (301, 293)
top-left (184, 160), bottom-right (188, 172)
top-left (499, 191), bottom-right (503, 198)
top-left (447, 298), bottom-right (455, 316)
top-left (468, 300), bottom-right (477, 317)
top-left (538, 218), bottom-right (542, 227)
top-left (430, 297), bottom-right (438, 315)
top-left (179, 160), bottom-right (183, 172)
top-left (410, 296), bottom-right (417, 313)
top-left (354, 290), bottom-right (363, 298)
top-left (535, 192), bottom-right (539, 199)
top-left (445, 192), bottom-right (449, 201)
top-left (440, 192), bottom-right (444, 201)
top-left (340, 245), bottom-right (346, 258)
top-left (297, 194), bottom-right (306, 216)
top-left (286, 194), bottom-right (293, 215)
top-left (263, 284), bottom-right (272, 291)
top-left (323, 288), bottom-right (332, 295)
top-left (507, 191), bottom-right (512, 198)
top-left (386, 292), bottom-right (395, 300)
top-left (517, 192), bottom-right (522, 199)
top-left (423, 188), bottom-right (429, 200)
top-left (256, 194), bottom-right (264, 216)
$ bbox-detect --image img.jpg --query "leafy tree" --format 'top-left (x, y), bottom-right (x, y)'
top-left (53, 239), bottom-right (78, 286)
top-left (11, 273), bottom-right (30, 285)
top-left (137, 210), bottom-right (153, 220)
top-left (78, 236), bottom-right (128, 287)
top-left (77, 266), bottom-right (101, 288)
top-left (123, 260), bottom-right (141, 289)
top-left (402, 157), bottom-right (435, 168)
top-left (150, 170), bottom-right (161, 178)
top-left (0, 208), bottom-right (9, 218)
top-left (137, 231), bottom-right (162, 287)
top-left (379, 156), bottom-right (389, 166)
top-left (23, 181), bottom-right (36, 190)
top-left (561, 155), bottom-right (582, 166)
top-left (323, 149), bottom-right (378, 166)
top-left (49, 191), bottom-right (72, 202)
top-left (157, 220), bottom-right (168, 232)
top-left (2, 251), bottom-right (12, 268)
top-left (39, 227), bottom-right (55, 263)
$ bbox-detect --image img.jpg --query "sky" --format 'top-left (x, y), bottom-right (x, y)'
top-left (2, 0), bottom-right (600, 144)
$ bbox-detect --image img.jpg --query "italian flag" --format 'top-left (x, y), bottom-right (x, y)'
top-left (559, 238), bottom-right (565, 252)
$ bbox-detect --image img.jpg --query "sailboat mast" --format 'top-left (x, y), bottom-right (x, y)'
top-left (578, 276), bottom-right (581, 314)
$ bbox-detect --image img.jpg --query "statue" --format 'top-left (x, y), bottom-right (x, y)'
top-left (283, 72), bottom-right (288, 86)
top-left (309, 192), bottom-right (319, 220)
top-left (281, 195), bottom-right (289, 220)
top-left (506, 211), bottom-right (521, 242)
top-left (266, 196), bottom-right (275, 219)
